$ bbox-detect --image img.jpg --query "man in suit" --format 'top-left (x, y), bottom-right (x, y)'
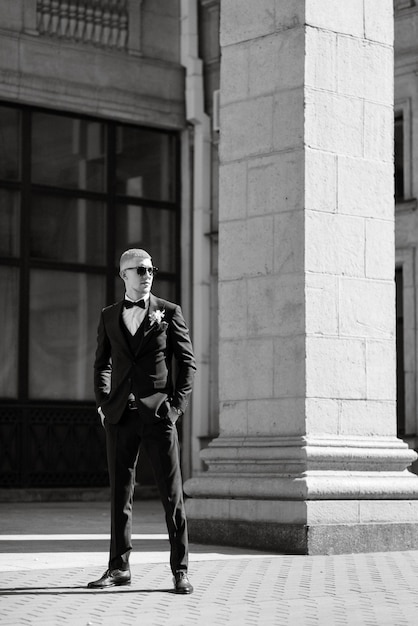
top-left (88, 248), bottom-right (196, 594)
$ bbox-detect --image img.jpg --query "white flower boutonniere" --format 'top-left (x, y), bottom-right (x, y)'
top-left (149, 309), bottom-right (168, 331)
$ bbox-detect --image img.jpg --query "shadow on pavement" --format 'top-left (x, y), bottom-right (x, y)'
top-left (0, 538), bottom-right (170, 554)
top-left (0, 586), bottom-right (176, 596)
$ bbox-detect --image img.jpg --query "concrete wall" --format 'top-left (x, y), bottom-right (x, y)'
top-left (0, 0), bottom-right (184, 128)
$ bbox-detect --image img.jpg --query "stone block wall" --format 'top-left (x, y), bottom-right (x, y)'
top-left (304, 0), bottom-right (396, 440)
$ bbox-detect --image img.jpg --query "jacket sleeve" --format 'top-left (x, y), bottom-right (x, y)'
top-left (169, 305), bottom-right (196, 413)
top-left (93, 311), bottom-right (112, 407)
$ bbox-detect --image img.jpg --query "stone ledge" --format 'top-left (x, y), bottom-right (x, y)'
top-left (188, 519), bottom-right (418, 555)
top-left (0, 487), bottom-right (110, 503)
top-left (0, 485), bottom-right (158, 502)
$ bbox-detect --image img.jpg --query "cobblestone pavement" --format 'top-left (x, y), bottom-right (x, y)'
top-left (1, 501), bottom-right (418, 625)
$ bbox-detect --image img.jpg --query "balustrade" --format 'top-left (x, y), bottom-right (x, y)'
top-left (36, 0), bottom-right (128, 50)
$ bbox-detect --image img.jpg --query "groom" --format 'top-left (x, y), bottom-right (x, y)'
top-left (88, 248), bottom-right (196, 594)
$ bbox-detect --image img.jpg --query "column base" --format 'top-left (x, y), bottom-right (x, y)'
top-left (187, 517), bottom-right (418, 555)
top-left (185, 436), bottom-right (418, 553)
top-left (186, 497), bottom-right (418, 554)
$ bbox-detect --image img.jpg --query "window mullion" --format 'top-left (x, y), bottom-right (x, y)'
top-left (18, 109), bottom-right (32, 401)
top-left (107, 122), bottom-right (116, 304)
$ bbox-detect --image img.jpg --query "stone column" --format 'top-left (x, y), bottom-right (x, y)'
top-left (184, 0), bottom-right (418, 554)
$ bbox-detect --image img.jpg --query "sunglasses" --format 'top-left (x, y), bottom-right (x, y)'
top-left (125, 266), bottom-right (158, 276)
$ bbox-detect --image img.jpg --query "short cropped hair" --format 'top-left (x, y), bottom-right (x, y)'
top-left (119, 248), bottom-right (152, 272)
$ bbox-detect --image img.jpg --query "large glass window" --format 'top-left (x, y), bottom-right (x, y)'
top-left (396, 267), bottom-right (406, 437)
top-left (32, 114), bottom-right (106, 192)
top-left (29, 270), bottom-right (106, 400)
top-left (115, 204), bottom-right (176, 272)
top-left (395, 113), bottom-right (404, 202)
top-left (0, 190), bottom-right (20, 256)
top-left (30, 195), bottom-right (106, 265)
top-left (0, 106), bottom-right (20, 181)
top-left (0, 104), bottom-right (180, 403)
top-left (0, 267), bottom-right (19, 398)
top-left (116, 127), bottom-right (177, 201)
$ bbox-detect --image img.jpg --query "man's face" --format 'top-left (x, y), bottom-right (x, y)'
top-left (121, 256), bottom-right (154, 299)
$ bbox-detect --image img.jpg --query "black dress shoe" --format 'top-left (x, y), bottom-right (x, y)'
top-left (87, 568), bottom-right (131, 589)
top-left (173, 571), bottom-right (193, 594)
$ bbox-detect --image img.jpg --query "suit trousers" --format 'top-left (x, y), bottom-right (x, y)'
top-left (105, 407), bottom-right (188, 575)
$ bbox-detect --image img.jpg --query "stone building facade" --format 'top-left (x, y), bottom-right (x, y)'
top-left (394, 0), bottom-right (418, 471)
top-left (0, 0), bottom-right (218, 489)
top-left (0, 0), bottom-right (417, 512)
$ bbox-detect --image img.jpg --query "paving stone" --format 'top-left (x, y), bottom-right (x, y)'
top-left (1, 502), bottom-right (418, 625)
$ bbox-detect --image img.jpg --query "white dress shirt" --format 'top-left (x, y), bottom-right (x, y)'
top-left (122, 293), bottom-right (149, 335)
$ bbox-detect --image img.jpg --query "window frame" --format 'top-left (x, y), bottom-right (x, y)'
top-left (395, 98), bottom-right (413, 207)
top-left (0, 101), bottom-right (181, 403)
top-left (395, 249), bottom-right (417, 439)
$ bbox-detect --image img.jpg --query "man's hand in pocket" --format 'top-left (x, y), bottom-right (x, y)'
top-left (98, 407), bottom-right (106, 427)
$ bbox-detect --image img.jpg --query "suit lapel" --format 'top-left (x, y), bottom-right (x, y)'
top-left (145, 294), bottom-right (159, 330)
top-left (110, 300), bottom-right (133, 358)
top-left (139, 294), bottom-right (163, 351)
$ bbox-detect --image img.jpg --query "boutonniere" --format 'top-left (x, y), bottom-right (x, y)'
top-left (149, 309), bottom-right (168, 331)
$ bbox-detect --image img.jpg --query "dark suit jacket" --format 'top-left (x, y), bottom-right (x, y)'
top-left (94, 294), bottom-right (196, 424)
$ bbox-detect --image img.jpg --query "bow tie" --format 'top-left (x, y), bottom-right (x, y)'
top-left (124, 299), bottom-right (146, 309)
